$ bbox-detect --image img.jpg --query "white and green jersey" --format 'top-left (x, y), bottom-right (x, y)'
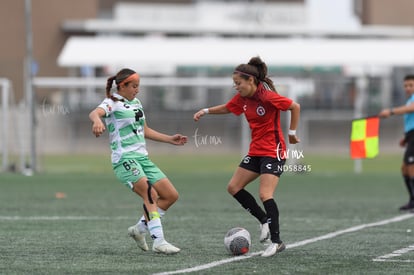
top-left (97, 94), bottom-right (148, 165)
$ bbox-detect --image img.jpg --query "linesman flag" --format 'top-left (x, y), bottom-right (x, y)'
top-left (350, 117), bottom-right (380, 159)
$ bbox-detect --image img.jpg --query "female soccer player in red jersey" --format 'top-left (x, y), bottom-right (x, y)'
top-left (194, 57), bottom-right (300, 257)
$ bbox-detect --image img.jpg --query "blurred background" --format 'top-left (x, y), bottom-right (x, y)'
top-left (1, 0), bottom-right (414, 173)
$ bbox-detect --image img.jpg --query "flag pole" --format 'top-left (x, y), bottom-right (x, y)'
top-left (353, 75), bottom-right (368, 173)
top-left (24, 0), bottom-right (36, 175)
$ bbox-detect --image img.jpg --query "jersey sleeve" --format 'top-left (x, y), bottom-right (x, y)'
top-left (225, 93), bottom-right (244, 116)
top-left (97, 98), bottom-right (114, 117)
top-left (266, 92), bottom-right (293, 111)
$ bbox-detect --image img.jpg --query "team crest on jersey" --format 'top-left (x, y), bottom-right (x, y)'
top-left (105, 103), bottom-right (112, 112)
top-left (132, 168), bottom-right (140, 176)
top-left (256, 105), bottom-right (266, 116)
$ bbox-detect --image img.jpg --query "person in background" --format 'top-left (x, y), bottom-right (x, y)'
top-left (379, 74), bottom-right (414, 211)
top-left (89, 68), bottom-right (187, 254)
top-left (194, 57), bottom-right (301, 257)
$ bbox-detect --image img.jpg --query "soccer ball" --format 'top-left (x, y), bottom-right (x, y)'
top-left (224, 227), bottom-right (251, 255)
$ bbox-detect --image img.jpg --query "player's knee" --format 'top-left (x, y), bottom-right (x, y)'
top-left (259, 191), bottom-right (271, 202)
top-left (169, 190), bottom-right (179, 203)
top-left (227, 183), bottom-right (238, 195)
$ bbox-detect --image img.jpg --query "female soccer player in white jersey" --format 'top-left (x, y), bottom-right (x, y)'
top-left (89, 68), bottom-right (187, 254)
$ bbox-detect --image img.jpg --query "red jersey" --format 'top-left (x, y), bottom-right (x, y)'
top-left (226, 83), bottom-right (292, 158)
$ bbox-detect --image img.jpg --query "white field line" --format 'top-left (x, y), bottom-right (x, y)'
top-left (152, 213), bottom-right (414, 275)
top-left (373, 244), bottom-right (414, 262)
top-left (0, 216), bottom-right (132, 221)
top-left (286, 213), bottom-right (413, 249)
top-left (372, 259), bottom-right (414, 263)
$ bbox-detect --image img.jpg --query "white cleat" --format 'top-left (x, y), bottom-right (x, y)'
top-left (152, 239), bottom-right (180, 254)
top-left (128, 226), bottom-right (149, 251)
top-left (261, 242), bottom-right (286, 257)
top-left (259, 223), bottom-right (270, 243)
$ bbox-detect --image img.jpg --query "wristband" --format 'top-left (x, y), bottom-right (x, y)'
top-left (390, 108), bottom-right (394, 115)
top-left (202, 108), bottom-right (209, 114)
top-left (288, 129), bottom-right (296, 136)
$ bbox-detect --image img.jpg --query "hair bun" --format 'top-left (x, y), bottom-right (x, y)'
top-left (248, 56), bottom-right (263, 66)
top-left (248, 57), bottom-right (267, 81)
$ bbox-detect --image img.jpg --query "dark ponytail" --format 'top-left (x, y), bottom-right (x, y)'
top-left (248, 57), bottom-right (276, 92)
top-left (106, 76), bottom-right (117, 101)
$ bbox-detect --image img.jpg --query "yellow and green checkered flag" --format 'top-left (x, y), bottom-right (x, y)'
top-left (350, 117), bottom-right (379, 159)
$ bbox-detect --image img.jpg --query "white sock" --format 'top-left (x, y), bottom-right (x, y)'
top-left (157, 207), bottom-right (166, 217)
top-left (136, 207), bottom-right (166, 233)
top-left (148, 218), bottom-right (164, 242)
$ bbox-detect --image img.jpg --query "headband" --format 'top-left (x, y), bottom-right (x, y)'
top-left (233, 70), bottom-right (256, 78)
top-left (119, 73), bottom-right (139, 86)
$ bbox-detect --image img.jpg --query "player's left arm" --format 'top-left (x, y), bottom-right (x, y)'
top-left (287, 101), bottom-right (301, 144)
top-left (144, 122), bottom-right (187, 145)
top-left (379, 102), bottom-right (414, 118)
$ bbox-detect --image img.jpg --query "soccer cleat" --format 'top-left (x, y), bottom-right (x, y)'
top-left (399, 201), bottom-right (414, 211)
top-left (259, 223), bottom-right (270, 243)
top-left (152, 239), bottom-right (180, 254)
top-left (128, 226), bottom-right (149, 251)
top-left (261, 242), bottom-right (286, 257)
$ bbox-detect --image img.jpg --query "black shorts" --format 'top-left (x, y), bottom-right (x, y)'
top-left (404, 130), bottom-right (414, 164)
top-left (239, 155), bottom-right (286, 177)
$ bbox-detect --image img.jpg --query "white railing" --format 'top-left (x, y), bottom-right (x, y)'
top-left (0, 78), bottom-right (10, 172)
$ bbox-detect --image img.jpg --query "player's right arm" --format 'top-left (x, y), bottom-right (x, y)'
top-left (193, 104), bottom-right (230, 121)
top-left (89, 107), bottom-right (106, 137)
